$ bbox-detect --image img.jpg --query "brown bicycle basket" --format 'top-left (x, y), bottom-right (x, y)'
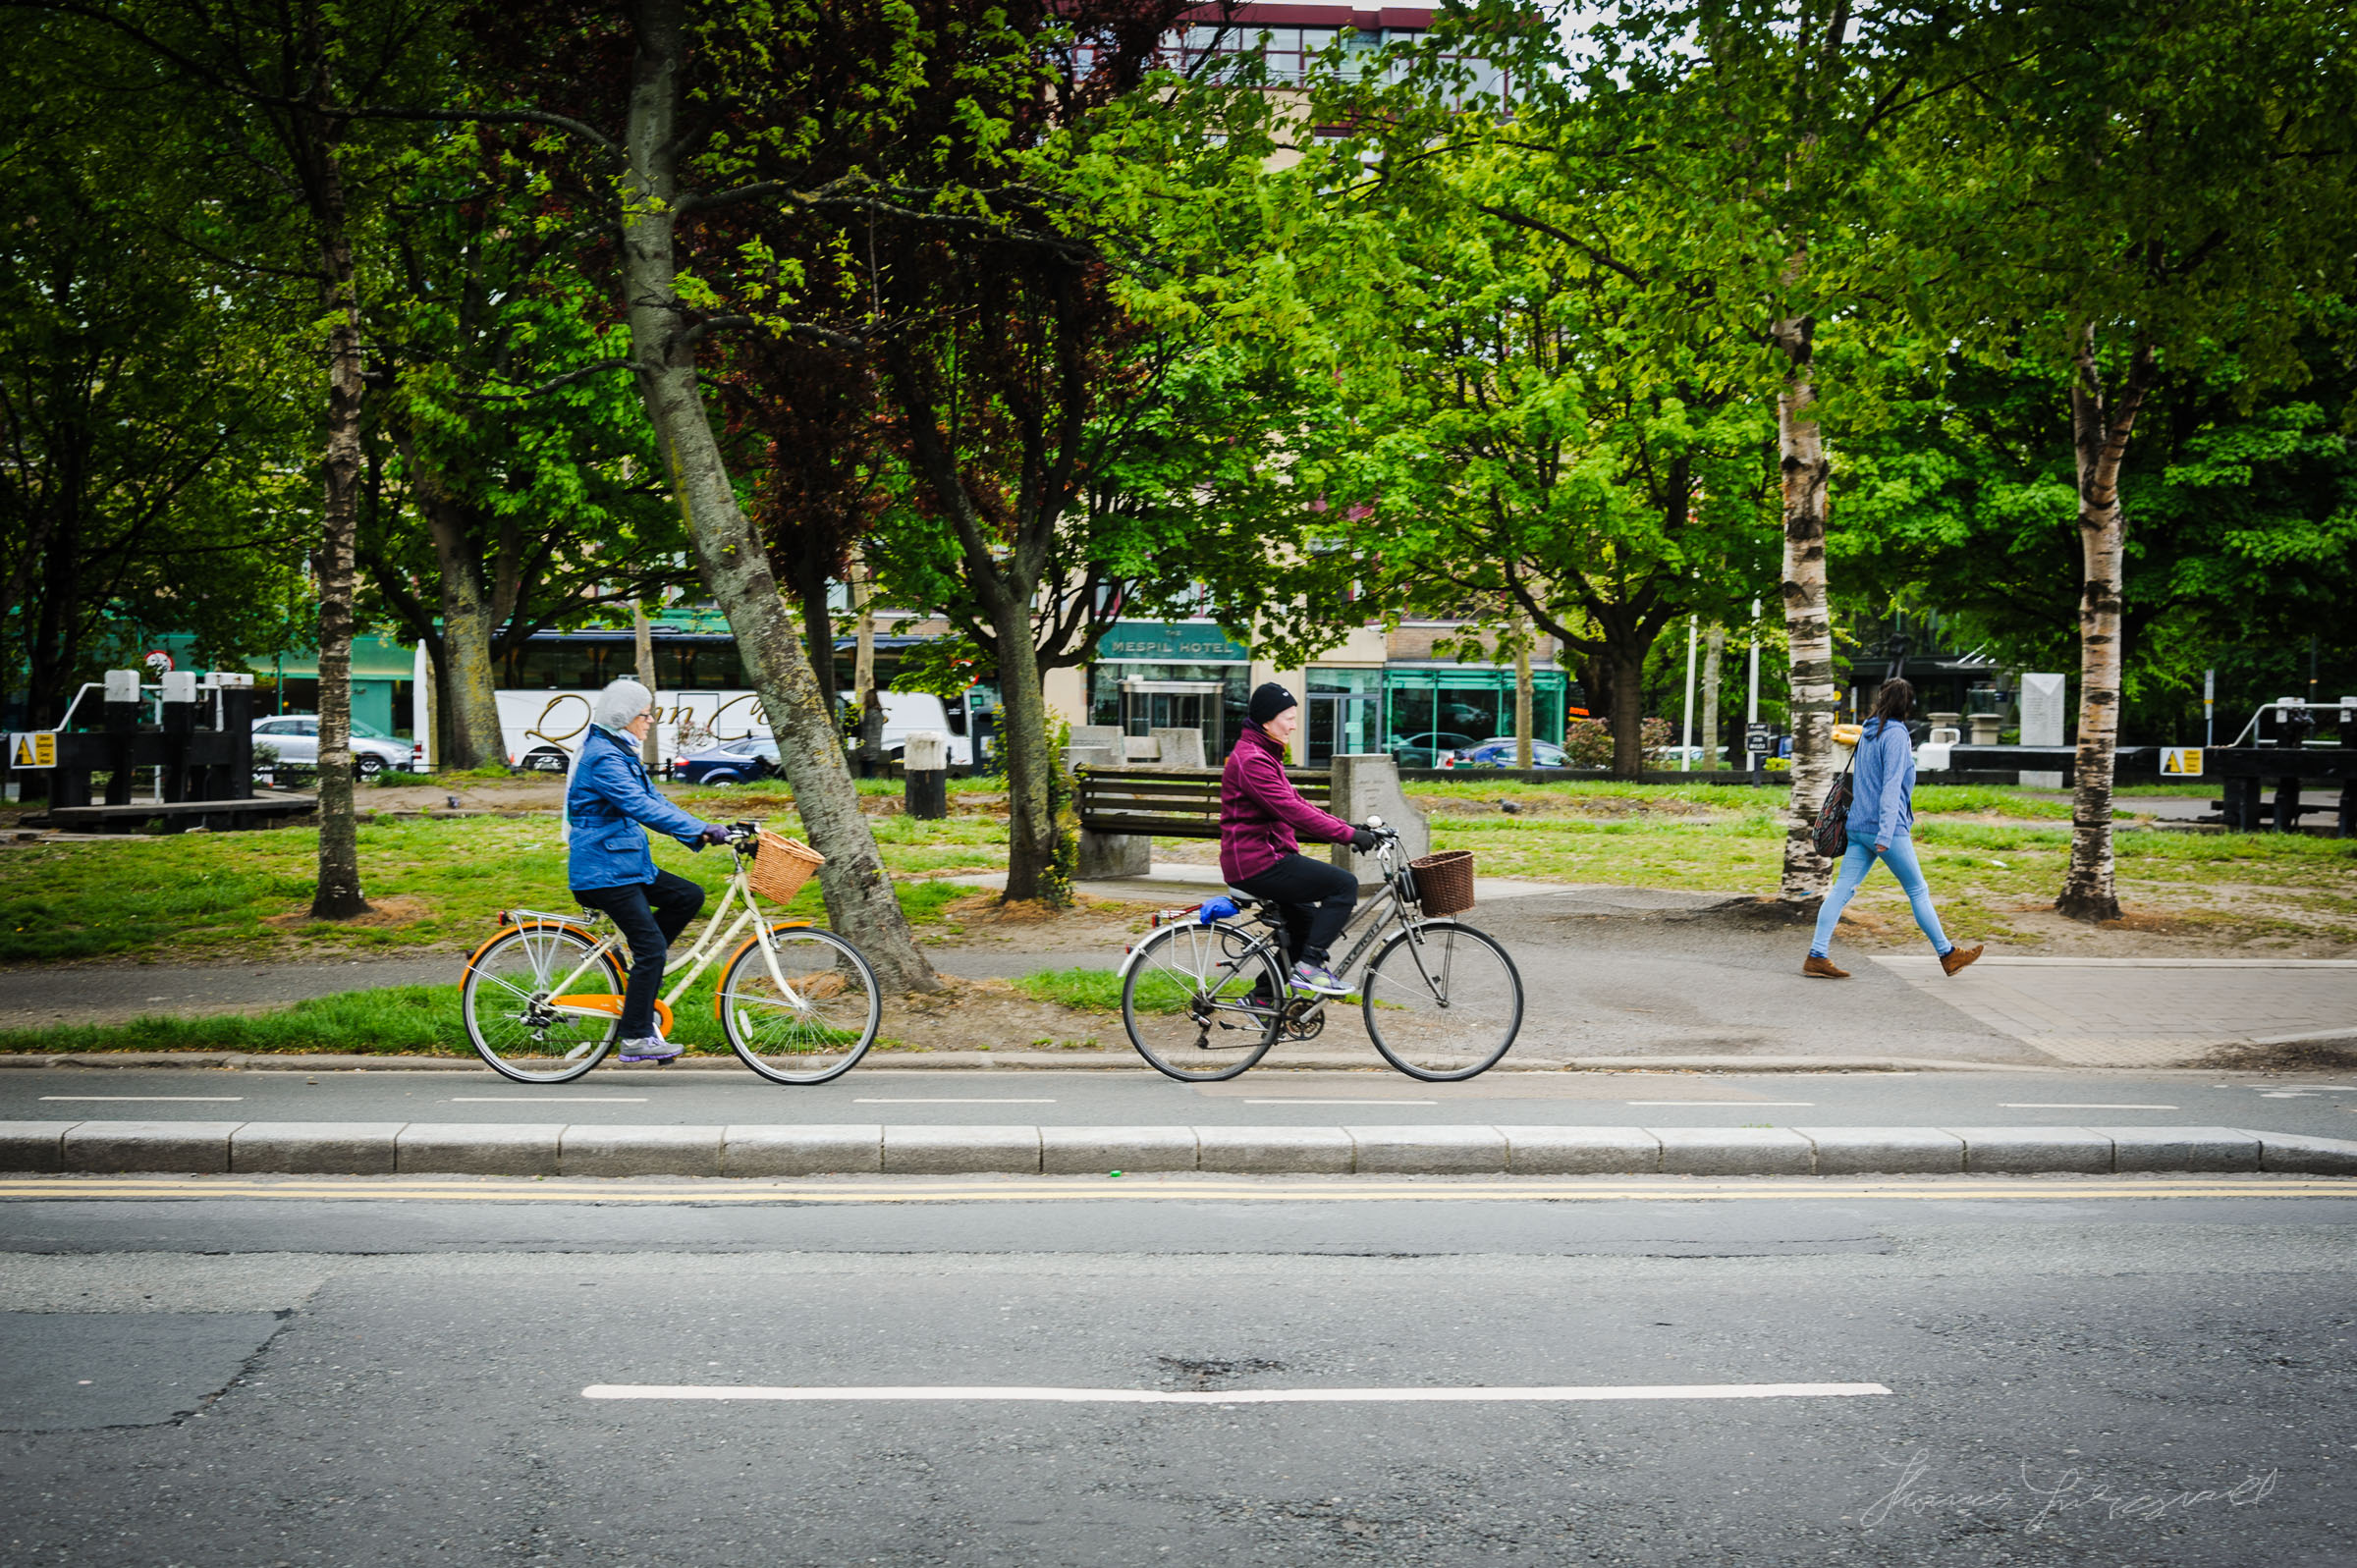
top-left (1408, 849), bottom-right (1476, 916)
top-left (746, 829), bottom-right (826, 904)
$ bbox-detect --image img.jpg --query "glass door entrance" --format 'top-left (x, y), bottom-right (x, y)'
top-left (1307, 692), bottom-right (1379, 764)
top-left (1119, 679), bottom-right (1227, 760)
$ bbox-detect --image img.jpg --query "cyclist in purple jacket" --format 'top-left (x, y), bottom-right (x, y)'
top-left (1221, 683), bottom-right (1379, 995)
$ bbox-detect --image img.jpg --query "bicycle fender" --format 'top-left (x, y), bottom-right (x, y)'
top-left (711, 920), bottom-right (816, 1019)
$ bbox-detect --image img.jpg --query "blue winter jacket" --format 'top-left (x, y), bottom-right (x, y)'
top-left (566, 725), bottom-right (712, 891)
top-left (1848, 716), bottom-right (1916, 848)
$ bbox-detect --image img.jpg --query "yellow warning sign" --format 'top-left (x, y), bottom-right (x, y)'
top-left (10, 732), bottom-right (55, 769)
top-left (2162, 746), bottom-right (2203, 776)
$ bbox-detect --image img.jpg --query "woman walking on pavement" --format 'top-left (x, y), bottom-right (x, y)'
top-left (565, 678), bottom-right (731, 1061)
top-left (1804, 677), bottom-right (1983, 980)
top-left (1222, 682), bottom-right (1381, 996)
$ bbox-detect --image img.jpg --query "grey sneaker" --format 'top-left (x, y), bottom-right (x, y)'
top-left (1290, 961), bottom-right (1347, 997)
top-left (617, 1036), bottom-right (683, 1063)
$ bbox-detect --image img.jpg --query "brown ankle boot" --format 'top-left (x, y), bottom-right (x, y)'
top-left (1940, 943), bottom-right (1984, 977)
top-left (1802, 955), bottom-right (1849, 979)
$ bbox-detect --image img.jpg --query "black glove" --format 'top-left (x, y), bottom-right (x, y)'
top-left (699, 824), bottom-right (731, 846)
top-left (1349, 826), bottom-right (1380, 853)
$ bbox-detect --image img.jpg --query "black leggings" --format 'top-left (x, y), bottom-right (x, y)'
top-left (572, 870), bottom-right (705, 1039)
top-left (1233, 852), bottom-right (1357, 967)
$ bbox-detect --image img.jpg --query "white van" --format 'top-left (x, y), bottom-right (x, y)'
top-left (874, 691), bottom-right (973, 766)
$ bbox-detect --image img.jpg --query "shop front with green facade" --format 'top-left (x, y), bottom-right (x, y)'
top-left (1382, 664), bottom-right (1569, 759)
top-left (158, 633), bottom-right (418, 739)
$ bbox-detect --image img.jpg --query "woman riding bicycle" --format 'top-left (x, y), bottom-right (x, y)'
top-left (1221, 682), bottom-right (1379, 996)
top-left (565, 678), bottom-right (730, 1063)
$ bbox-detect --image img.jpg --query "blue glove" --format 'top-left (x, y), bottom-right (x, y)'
top-left (699, 824), bottom-right (731, 846)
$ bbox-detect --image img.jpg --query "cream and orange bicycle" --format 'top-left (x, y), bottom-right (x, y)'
top-left (458, 822), bottom-right (880, 1086)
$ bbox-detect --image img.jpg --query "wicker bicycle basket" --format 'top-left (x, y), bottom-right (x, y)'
top-left (745, 829), bottom-right (826, 904)
top-left (1407, 849), bottom-right (1477, 916)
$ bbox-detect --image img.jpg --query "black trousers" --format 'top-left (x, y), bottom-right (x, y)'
top-left (1233, 852), bottom-right (1357, 967)
top-left (572, 870), bottom-right (705, 1039)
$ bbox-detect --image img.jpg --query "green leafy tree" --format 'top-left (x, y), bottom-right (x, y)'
top-left (1912, 0), bottom-right (2357, 918)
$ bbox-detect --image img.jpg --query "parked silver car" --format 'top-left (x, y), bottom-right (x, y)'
top-left (251, 715), bottom-right (421, 781)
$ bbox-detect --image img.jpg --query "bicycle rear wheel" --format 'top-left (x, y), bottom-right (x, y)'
top-left (719, 927), bottom-right (882, 1084)
top-left (1122, 921), bottom-right (1286, 1083)
top-left (1360, 920), bottom-right (1523, 1082)
top-left (461, 924), bottom-right (626, 1084)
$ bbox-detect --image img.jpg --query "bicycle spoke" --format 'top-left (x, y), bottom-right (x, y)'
top-left (1362, 922), bottom-right (1522, 1082)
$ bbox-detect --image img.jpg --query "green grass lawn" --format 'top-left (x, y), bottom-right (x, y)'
top-left (0, 812), bottom-right (976, 964)
top-left (5, 779), bottom-right (2345, 970)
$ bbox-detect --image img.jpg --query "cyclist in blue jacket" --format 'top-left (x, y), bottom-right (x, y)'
top-left (1804, 677), bottom-right (1982, 980)
top-left (566, 678), bottom-right (729, 1061)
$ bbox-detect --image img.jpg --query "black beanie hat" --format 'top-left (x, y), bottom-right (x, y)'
top-left (1249, 682), bottom-right (1298, 727)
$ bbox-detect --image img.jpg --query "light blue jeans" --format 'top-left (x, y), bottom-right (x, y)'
top-left (1809, 833), bottom-right (1952, 958)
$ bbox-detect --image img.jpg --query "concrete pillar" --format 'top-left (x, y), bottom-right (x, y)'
top-left (904, 730), bottom-right (948, 820)
top-left (1150, 728), bottom-right (1206, 770)
top-left (1326, 753), bottom-right (1429, 889)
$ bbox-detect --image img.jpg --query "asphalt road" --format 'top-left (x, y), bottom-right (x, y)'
top-left (2, 1175), bottom-right (2353, 1566)
top-left (8, 1065), bottom-right (2357, 1137)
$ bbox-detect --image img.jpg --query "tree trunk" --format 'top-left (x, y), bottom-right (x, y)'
top-left (990, 595), bottom-right (1059, 901)
top-left (2056, 325), bottom-right (2153, 923)
top-left (1774, 313), bottom-right (1837, 902)
top-left (1608, 643), bottom-right (1647, 779)
top-left (306, 125), bottom-right (369, 920)
top-left (631, 598), bottom-right (661, 771)
top-left (415, 490), bottom-right (506, 772)
top-left (620, 0), bottom-right (937, 992)
top-left (1513, 619), bottom-right (1533, 769)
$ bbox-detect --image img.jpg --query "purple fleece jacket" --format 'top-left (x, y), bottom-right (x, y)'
top-left (1219, 724), bottom-right (1354, 883)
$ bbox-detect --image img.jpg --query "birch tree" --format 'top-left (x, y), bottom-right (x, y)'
top-left (1918, 0), bottom-right (2357, 918)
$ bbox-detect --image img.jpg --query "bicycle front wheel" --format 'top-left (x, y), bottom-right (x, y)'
top-left (1122, 921), bottom-right (1285, 1083)
top-left (1361, 920), bottom-right (1523, 1082)
top-left (460, 924), bottom-right (626, 1084)
top-left (719, 927), bottom-right (882, 1084)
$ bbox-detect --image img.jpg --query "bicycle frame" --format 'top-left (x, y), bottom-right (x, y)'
top-left (505, 850), bottom-right (809, 1027)
top-left (1124, 837), bottom-right (1437, 1012)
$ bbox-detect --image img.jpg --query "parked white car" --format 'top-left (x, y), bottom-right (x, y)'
top-left (251, 715), bottom-right (421, 781)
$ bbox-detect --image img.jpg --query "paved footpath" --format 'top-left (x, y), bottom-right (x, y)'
top-left (5, 888), bottom-right (2352, 1067)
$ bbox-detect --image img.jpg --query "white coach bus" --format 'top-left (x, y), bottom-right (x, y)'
top-left (471, 628), bottom-right (982, 773)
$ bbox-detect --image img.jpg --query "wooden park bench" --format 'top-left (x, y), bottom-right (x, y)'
top-left (1070, 754), bottom-right (1425, 885)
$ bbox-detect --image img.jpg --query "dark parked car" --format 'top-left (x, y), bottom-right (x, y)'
top-left (1388, 730), bottom-right (1480, 767)
top-left (678, 736), bottom-right (779, 785)
top-left (1455, 738), bottom-right (1569, 769)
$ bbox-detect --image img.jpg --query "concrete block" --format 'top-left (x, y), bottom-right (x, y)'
top-left (65, 1120), bottom-right (243, 1174)
top-left (0, 1120), bottom-right (73, 1172)
top-left (1947, 1125), bottom-right (2118, 1174)
top-left (2093, 1126), bottom-right (2261, 1174)
top-left (1041, 1125), bottom-right (1197, 1175)
top-left (1795, 1127), bottom-right (1965, 1176)
top-left (1945, 1126), bottom-right (2113, 1174)
top-left (1499, 1126), bottom-right (1660, 1175)
top-left (1652, 1126), bottom-right (1815, 1176)
top-left (397, 1122), bottom-right (561, 1177)
top-left (883, 1124), bottom-right (1042, 1175)
top-left (2245, 1129), bottom-right (2357, 1176)
top-left (1345, 1124), bottom-right (1507, 1174)
top-left (1194, 1125), bottom-right (1355, 1174)
top-left (561, 1124), bottom-right (725, 1178)
top-left (1077, 829), bottom-right (1150, 879)
top-left (723, 1124), bottom-right (883, 1177)
top-left (232, 1121), bottom-right (406, 1175)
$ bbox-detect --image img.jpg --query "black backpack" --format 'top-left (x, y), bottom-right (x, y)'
top-left (1811, 738), bottom-right (1859, 859)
